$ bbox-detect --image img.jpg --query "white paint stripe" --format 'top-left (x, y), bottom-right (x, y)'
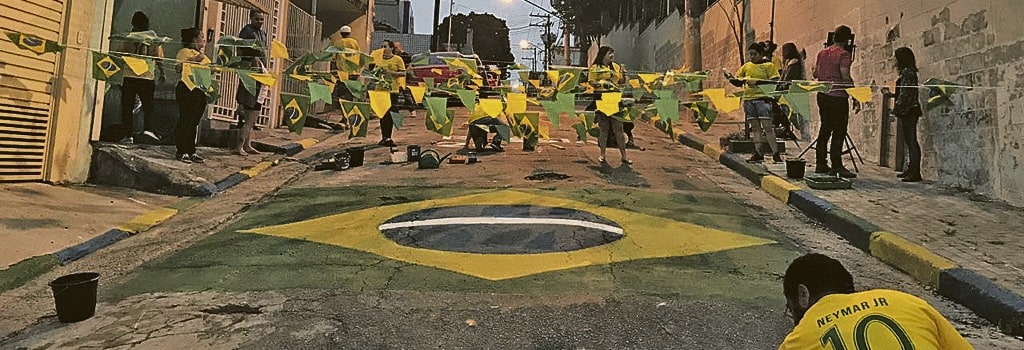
top-left (378, 217), bottom-right (624, 235)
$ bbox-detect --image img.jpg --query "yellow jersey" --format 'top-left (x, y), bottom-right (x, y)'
top-left (377, 55), bottom-right (406, 92)
top-left (735, 61), bottom-right (780, 98)
top-left (588, 62), bottom-right (622, 91)
top-left (175, 48), bottom-right (211, 66)
top-left (331, 36), bottom-right (361, 73)
top-left (779, 289), bottom-right (973, 350)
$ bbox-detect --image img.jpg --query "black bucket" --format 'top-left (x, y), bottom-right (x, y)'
top-left (407, 144), bottom-right (421, 161)
top-left (786, 159), bottom-right (807, 179)
top-left (347, 147), bottom-right (365, 167)
top-left (49, 272), bottom-right (100, 323)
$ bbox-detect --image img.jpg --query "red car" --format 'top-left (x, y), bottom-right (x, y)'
top-left (408, 52), bottom-right (499, 96)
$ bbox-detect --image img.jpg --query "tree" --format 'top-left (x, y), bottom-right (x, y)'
top-left (434, 13), bottom-right (515, 66)
top-left (718, 0), bottom-right (750, 65)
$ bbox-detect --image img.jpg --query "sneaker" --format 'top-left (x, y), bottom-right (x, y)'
top-left (139, 130), bottom-right (160, 144)
top-left (119, 136), bottom-right (134, 144)
top-left (381, 138), bottom-right (397, 147)
top-left (189, 154), bottom-right (205, 163)
top-left (747, 153), bottom-right (764, 163)
top-left (772, 153), bottom-right (783, 163)
top-left (625, 139), bottom-right (637, 148)
top-left (177, 154), bottom-right (192, 163)
top-left (901, 175), bottom-right (923, 182)
top-left (831, 166), bottom-right (857, 178)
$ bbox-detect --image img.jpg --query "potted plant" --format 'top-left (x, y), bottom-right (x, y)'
top-left (719, 130), bottom-right (787, 154)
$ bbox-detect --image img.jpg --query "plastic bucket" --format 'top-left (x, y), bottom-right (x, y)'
top-left (407, 145), bottom-right (421, 161)
top-left (786, 159), bottom-right (807, 179)
top-left (347, 147), bottom-right (365, 167)
top-left (49, 272), bottom-right (100, 323)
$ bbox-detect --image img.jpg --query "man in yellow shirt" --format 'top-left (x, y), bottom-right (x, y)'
top-left (330, 25), bottom-right (361, 110)
top-left (373, 40), bottom-right (406, 147)
top-left (779, 254), bottom-right (973, 350)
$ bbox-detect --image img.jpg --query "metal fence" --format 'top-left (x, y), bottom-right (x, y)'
top-left (283, 2), bottom-right (327, 113)
top-left (209, 0), bottom-right (284, 128)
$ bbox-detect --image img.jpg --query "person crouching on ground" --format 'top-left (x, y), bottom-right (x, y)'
top-left (727, 42), bottom-right (783, 163)
top-left (587, 45), bottom-right (631, 165)
top-left (174, 27), bottom-right (212, 163)
top-left (779, 253), bottom-right (972, 349)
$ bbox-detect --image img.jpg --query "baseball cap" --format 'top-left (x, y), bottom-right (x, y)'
top-left (339, 26), bottom-right (352, 34)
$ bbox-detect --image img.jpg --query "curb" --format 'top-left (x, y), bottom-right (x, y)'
top-left (0, 138), bottom-right (322, 293)
top-left (675, 131), bottom-right (1024, 335)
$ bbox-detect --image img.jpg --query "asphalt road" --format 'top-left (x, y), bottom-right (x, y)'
top-left (2, 110), bottom-right (1020, 349)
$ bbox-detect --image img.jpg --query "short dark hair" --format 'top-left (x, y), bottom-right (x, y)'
top-left (131, 11), bottom-right (149, 31)
top-left (747, 42), bottom-right (766, 55)
top-left (250, 9), bottom-right (263, 19)
top-left (782, 43), bottom-right (801, 61)
top-left (895, 47), bottom-right (917, 71)
top-left (783, 253), bottom-right (855, 301)
top-left (180, 28), bottom-right (200, 47)
top-left (834, 25), bottom-right (853, 43)
top-left (382, 40), bottom-right (394, 49)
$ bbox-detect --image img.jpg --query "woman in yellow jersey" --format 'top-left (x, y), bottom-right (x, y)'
top-left (173, 28), bottom-right (212, 163)
top-left (588, 46), bottom-right (631, 165)
top-left (780, 254), bottom-right (972, 350)
top-left (375, 40), bottom-right (406, 147)
top-left (726, 42), bottom-right (783, 163)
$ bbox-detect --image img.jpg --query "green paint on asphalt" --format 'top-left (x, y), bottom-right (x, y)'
top-left (0, 255), bottom-right (58, 293)
top-left (108, 186), bottom-right (799, 306)
top-left (167, 197), bottom-right (204, 211)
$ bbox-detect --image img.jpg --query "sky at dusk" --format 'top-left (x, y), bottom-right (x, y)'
top-left (409, 0), bottom-right (561, 65)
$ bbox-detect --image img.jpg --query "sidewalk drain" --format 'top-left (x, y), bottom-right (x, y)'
top-left (201, 304), bottom-right (262, 315)
top-left (526, 171), bottom-right (570, 181)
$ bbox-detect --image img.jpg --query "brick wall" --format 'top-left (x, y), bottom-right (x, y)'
top-left (601, 0), bottom-right (1024, 206)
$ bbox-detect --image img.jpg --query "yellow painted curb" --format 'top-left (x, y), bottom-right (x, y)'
top-left (869, 231), bottom-right (957, 288)
top-left (760, 175), bottom-right (800, 203)
top-left (702, 144), bottom-right (723, 161)
top-left (117, 207), bottom-right (179, 234)
top-left (296, 138), bottom-right (319, 150)
top-left (239, 161), bottom-right (274, 178)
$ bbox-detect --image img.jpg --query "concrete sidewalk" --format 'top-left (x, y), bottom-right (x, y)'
top-left (0, 126), bottom-right (335, 292)
top-left (674, 114), bottom-right (1024, 334)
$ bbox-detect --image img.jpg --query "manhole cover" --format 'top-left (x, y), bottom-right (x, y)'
top-left (525, 171), bottom-right (570, 181)
top-left (379, 205), bottom-right (623, 254)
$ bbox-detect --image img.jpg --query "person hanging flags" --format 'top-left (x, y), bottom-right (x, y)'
top-left (5, 32), bottom-right (65, 55)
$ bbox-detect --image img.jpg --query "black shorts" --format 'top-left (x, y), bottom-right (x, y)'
top-left (236, 82), bottom-right (263, 111)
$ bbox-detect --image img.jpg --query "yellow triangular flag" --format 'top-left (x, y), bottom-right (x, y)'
top-left (628, 79), bottom-right (641, 89)
top-left (180, 63), bottom-right (197, 91)
top-left (506, 92), bottom-right (527, 115)
top-left (122, 56), bottom-right (151, 76)
top-left (368, 90), bottom-right (392, 118)
top-left (479, 98), bottom-right (504, 118)
top-left (371, 48), bottom-right (385, 65)
top-left (638, 73), bottom-right (661, 84)
top-left (431, 68), bottom-right (444, 75)
top-left (846, 86), bottom-right (873, 103)
top-left (596, 101), bottom-right (620, 116)
top-left (529, 80), bottom-right (542, 89)
top-left (526, 98), bottom-right (541, 106)
top-left (250, 72), bottom-right (277, 87)
top-left (602, 92), bottom-right (622, 104)
top-left (271, 40), bottom-right (289, 59)
top-left (472, 78), bottom-right (483, 87)
top-left (701, 88), bottom-right (740, 113)
top-left (539, 122), bottom-right (550, 140)
top-left (547, 70), bottom-right (559, 85)
top-left (407, 85), bottom-right (426, 104)
top-left (289, 74), bottom-right (313, 82)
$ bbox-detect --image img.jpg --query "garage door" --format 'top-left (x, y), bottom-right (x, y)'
top-left (0, 0), bottom-right (65, 181)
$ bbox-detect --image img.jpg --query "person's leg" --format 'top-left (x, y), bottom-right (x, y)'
top-left (612, 120), bottom-right (629, 163)
top-left (139, 79), bottom-right (156, 137)
top-left (815, 95), bottom-right (835, 172)
top-left (120, 79), bottom-right (139, 139)
top-left (239, 108), bottom-right (261, 154)
top-left (902, 116), bottom-right (922, 181)
top-left (829, 97), bottom-right (850, 170)
top-left (185, 90), bottom-right (206, 157)
top-left (623, 122), bottom-right (635, 146)
top-left (744, 101), bottom-right (765, 162)
top-left (755, 101), bottom-right (779, 156)
top-left (596, 112), bottom-right (611, 161)
top-left (174, 83), bottom-right (189, 158)
top-left (380, 108), bottom-right (395, 141)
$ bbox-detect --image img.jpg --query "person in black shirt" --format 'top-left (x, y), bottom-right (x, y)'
top-left (893, 47), bottom-right (923, 182)
top-left (234, 10), bottom-right (267, 155)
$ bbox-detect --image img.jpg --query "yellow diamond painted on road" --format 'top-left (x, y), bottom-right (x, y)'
top-left (241, 190), bottom-right (775, 280)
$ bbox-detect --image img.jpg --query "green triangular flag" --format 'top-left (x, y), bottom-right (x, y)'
top-left (6, 32), bottom-right (64, 55)
top-left (494, 124), bottom-right (511, 142)
top-left (556, 68), bottom-right (583, 93)
top-left (688, 101), bottom-right (719, 132)
top-left (654, 118), bottom-right (675, 138)
top-left (411, 51), bottom-right (429, 66)
top-left (425, 96), bottom-right (448, 124)
top-left (518, 71), bottom-right (531, 86)
top-left (425, 109), bottom-right (455, 136)
top-left (236, 70), bottom-right (259, 96)
top-left (456, 89), bottom-right (477, 113)
top-left (280, 93), bottom-right (311, 134)
top-left (655, 98), bottom-right (679, 122)
top-left (513, 112), bottom-right (540, 139)
top-left (782, 93), bottom-right (811, 126)
top-left (390, 111), bottom-right (404, 130)
top-left (923, 78), bottom-right (957, 111)
top-left (756, 84), bottom-right (778, 98)
top-left (110, 30), bottom-right (172, 47)
top-left (343, 80), bottom-right (365, 98)
top-left (215, 35), bottom-right (261, 49)
top-left (308, 82), bottom-right (332, 104)
top-left (91, 51), bottom-right (124, 85)
top-left (572, 122), bottom-right (589, 142)
top-left (653, 89), bottom-right (674, 100)
top-left (190, 65), bottom-right (214, 90)
top-left (424, 77), bottom-right (436, 88)
top-left (342, 101), bottom-right (372, 139)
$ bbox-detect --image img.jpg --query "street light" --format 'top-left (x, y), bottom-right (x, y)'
top-left (519, 40), bottom-right (540, 72)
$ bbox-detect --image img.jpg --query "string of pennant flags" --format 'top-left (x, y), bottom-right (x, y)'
top-left (4, 30), bottom-right (969, 139)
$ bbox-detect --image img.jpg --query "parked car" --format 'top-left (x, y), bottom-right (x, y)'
top-left (409, 52), bottom-right (499, 97)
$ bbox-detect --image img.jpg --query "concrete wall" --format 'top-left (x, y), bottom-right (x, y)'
top-left (601, 0), bottom-right (1024, 206)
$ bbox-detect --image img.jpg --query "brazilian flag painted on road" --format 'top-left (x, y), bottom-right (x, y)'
top-left (6, 32), bottom-right (64, 55)
top-left (280, 93), bottom-right (310, 135)
top-left (91, 51), bottom-right (125, 84)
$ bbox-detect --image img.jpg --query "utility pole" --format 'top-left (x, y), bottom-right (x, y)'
top-left (447, 0), bottom-right (454, 51)
top-left (530, 13), bottom-right (552, 70)
top-left (433, 0), bottom-right (441, 51)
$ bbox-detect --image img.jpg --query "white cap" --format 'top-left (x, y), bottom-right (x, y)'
top-left (339, 26), bottom-right (352, 34)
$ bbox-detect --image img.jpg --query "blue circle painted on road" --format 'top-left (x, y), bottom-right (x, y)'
top-left (379, 205), bottom-right (623, 254)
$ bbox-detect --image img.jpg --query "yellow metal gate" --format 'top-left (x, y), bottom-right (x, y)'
top-left (0, 0), bottom-right (66, 181)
